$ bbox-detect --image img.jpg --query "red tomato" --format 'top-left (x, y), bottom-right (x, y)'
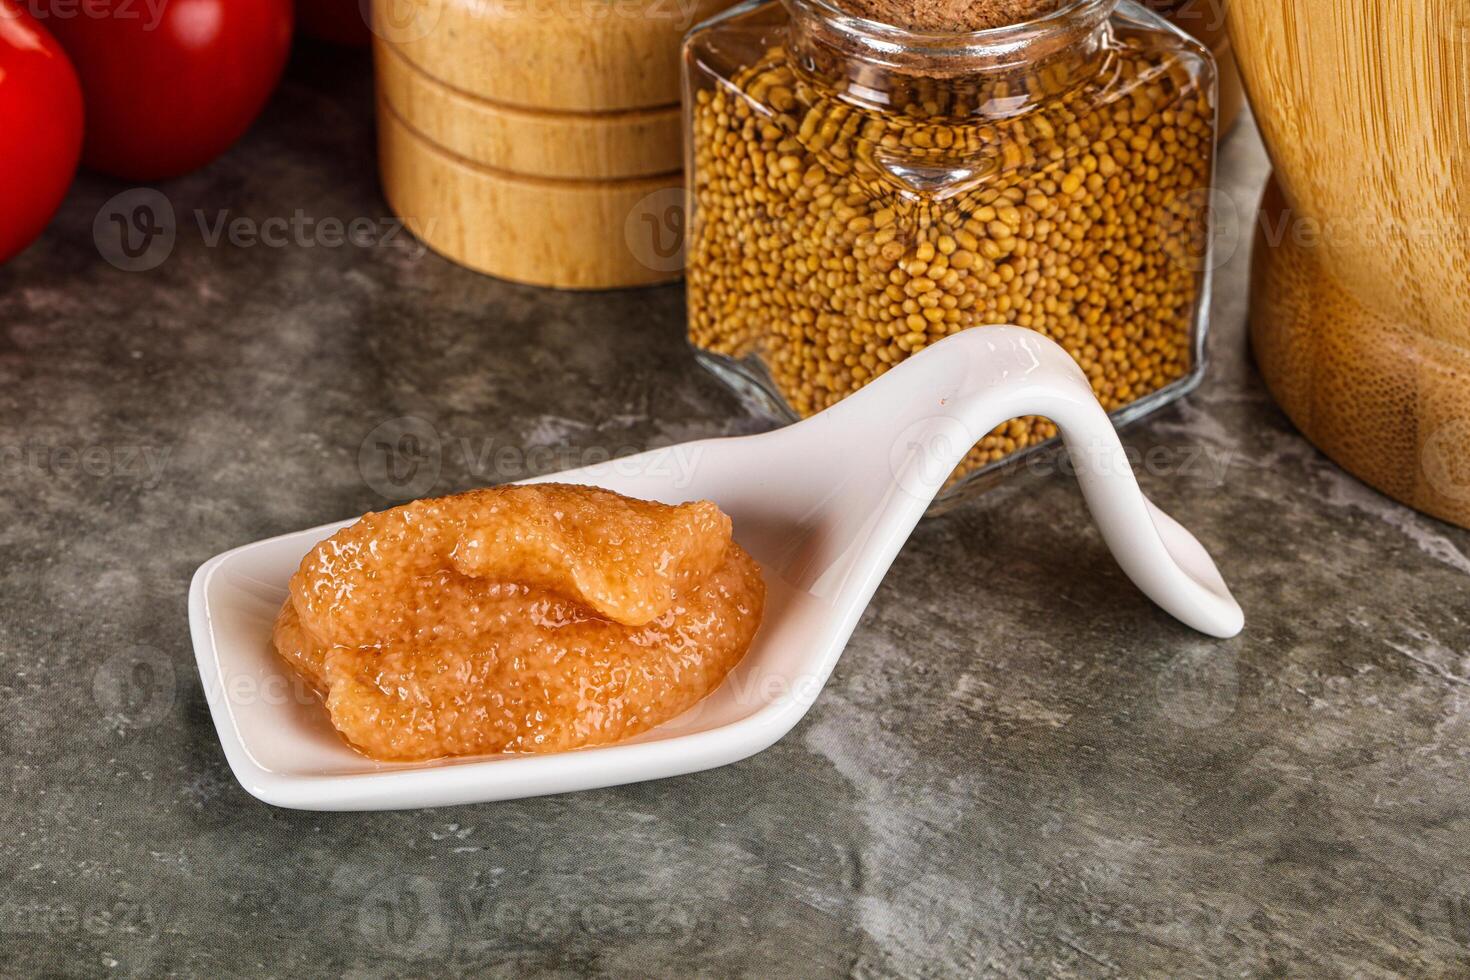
top-left (0, 0), bottom-right (84, 264)
top-left (297, 0), bottom-right (368, 46)
top-left (31, 0), bottom-right (293, 180)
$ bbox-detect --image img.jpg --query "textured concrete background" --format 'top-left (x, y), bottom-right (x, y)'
top-left (3, 46), bottom-right (1470, 978)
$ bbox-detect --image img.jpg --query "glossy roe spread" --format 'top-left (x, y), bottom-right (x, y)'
top-left (272, 484), bottom-right (766, 761)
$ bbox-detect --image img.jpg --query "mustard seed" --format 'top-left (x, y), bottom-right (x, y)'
top-left (686, 17), bottom-right (1215, 482)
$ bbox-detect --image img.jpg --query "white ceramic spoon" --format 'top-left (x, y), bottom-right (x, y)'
top-left (189, 326), bottom-right (1243, 810)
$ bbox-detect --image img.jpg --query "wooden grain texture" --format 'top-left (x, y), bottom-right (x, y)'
top-left (374, 39), bottom-right (682, 179)
top-left (1229, 0), bottom-right (1470, 527)
top-left (378, 98), bottom-right (684, 289)
top-left (370, 0), bottom-right (709, 287)
top-left (373, 0), bottom-right (734, 112)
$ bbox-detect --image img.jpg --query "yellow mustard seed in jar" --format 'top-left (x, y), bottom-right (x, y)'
top-left (683, 0), bottom-right (1218, 488)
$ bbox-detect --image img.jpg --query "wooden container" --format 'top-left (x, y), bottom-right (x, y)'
top-left (1227, 0), bottom-right (1470, 528)
top-left (371, 0), bottom-right (727, 288)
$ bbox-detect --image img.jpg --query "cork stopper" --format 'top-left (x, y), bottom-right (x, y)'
top-left (832, 0), bottom-right (1066, 33)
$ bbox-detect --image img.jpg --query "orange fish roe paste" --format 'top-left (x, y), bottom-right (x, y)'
top-left (272, 484), bottom-right (766, 761)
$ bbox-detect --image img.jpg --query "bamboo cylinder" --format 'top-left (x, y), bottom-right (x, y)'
top-left (379, 0), bottom-right (731, 112)
top-left (378, 100), bottom-right (685, 289)
top-left (1227, 0), bottom-right (1470, 526)
top-left (373, 41), bottom-right (682, 180)
top-left (371, 0), bottom-right (719, 288)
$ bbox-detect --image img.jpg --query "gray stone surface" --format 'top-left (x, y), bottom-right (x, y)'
top-left (4, 47), bottom-right (1470, 979)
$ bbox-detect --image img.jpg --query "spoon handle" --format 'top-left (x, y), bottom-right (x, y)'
top-left (819, 325), bottom-right (1244, 638)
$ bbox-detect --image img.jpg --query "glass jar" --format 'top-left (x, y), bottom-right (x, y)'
top-left (683, 0), bottom-right (1218, 500)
